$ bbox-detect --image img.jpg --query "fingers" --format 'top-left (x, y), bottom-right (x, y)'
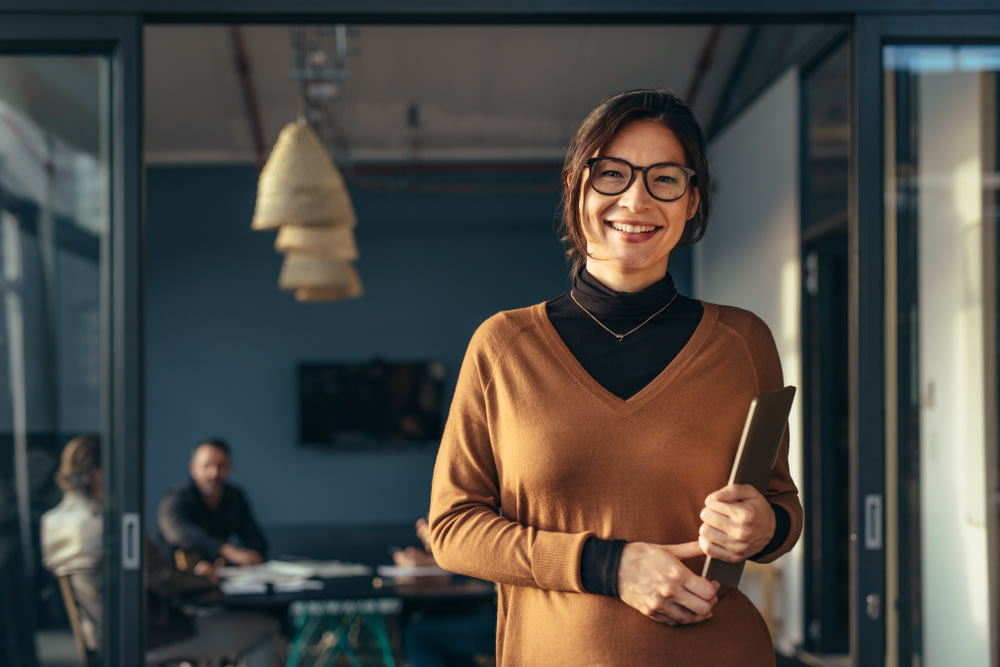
top-left (653, 601), bottom-right (714, 627)
top-left (706, 483), bottom-right (760, 504)
top-left (700, 485), bottom-right (776, 560)
top-left (665, 540), bottom-right (703, 560)
top-left (617, 542), bottom-right (719, 627)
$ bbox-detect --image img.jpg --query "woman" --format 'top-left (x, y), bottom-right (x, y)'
top-left (428, 89), bottom-right (802, 666)
top-left (40, 434), bottom-right (104, 655)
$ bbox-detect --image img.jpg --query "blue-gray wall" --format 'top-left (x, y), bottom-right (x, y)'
top-left (144, 164), bottom-right (692, 528)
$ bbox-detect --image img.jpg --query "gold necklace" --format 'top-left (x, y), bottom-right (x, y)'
top-left (569, 291), bottom-right (678, 342)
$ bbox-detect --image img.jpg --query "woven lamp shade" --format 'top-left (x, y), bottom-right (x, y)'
top-left (277, 254), bottom-right (363, 302)
top-left (294, 285), bottom-right (361, 302)
top-left (274, 224), bottom-right (359, 260)
top-left (251, 120), bottom-right (357, 230)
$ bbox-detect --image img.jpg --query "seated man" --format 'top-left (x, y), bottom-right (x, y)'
top-left (394, 517), bottom-right (496, 667)
top-left (156, 438), bottom-right (267, 568)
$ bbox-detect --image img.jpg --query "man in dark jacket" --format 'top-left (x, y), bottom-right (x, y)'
top-left (155, 438), bottom-right (268, 568)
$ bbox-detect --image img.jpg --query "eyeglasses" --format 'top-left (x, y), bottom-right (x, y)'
top-left (586, 157), bottom-right (696, 202)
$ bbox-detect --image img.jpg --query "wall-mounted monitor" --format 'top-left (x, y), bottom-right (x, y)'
top-left (298, 359), bottom-right (447, 450)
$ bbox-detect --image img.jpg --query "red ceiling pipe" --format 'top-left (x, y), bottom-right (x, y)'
top-left (229, 26), bottom-right (268, 173)
top-left (686, 26), bottom-right (723, 107)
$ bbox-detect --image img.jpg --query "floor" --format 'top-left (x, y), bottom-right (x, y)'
top-left (37, 627), bottom-right (849, 667)
top-left (36, 629), bottom-right (81, 667)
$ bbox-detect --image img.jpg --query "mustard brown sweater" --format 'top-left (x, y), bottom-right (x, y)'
top-left (429, 300), bottom-right (802, 666)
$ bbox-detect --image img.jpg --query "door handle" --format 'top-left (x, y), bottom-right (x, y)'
top-left (122, 512), bottom-right (140, 570)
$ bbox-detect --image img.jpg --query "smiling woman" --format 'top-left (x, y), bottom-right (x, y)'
top-left (578, 119), bottom-right (700, 292)
top-left (427, 89), bottom-right (802, 666)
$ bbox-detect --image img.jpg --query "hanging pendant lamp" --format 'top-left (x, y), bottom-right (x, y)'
top-left (252, 118), bottom-right (363, 302)
top-left (252, 119), bottom-right (357, 230)
top-left (277, 253), bottom-right (363, 301)
top-left (274, 223), bottom-right (359, 260)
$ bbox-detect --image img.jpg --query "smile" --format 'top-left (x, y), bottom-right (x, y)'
top-left (608, 221), bottom-right (659, 234)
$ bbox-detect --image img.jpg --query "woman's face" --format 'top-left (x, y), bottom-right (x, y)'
top-left (579, 120), bottom-right (700, 292)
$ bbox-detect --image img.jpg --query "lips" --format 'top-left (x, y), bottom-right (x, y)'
top-left (608, 220), bottom-right (659, 234)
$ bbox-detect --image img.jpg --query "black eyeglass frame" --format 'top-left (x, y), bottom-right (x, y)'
top-left (585, 156), bottom-right (697, 202)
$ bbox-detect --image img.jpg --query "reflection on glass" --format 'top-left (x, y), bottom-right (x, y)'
top-left (0, 55), bottom-right (107, 667)
top-left (885, 44), bottom-right (997, 666)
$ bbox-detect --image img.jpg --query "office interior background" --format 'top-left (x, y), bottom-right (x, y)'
top-left (0, 3), bottom-right (998, 666)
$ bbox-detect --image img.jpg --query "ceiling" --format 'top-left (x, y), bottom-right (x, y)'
top-left (144, 24), bottom-right (754, 165)
top-left (0, 23), bottom-right (848, 176)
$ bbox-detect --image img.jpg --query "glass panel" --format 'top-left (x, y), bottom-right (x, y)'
top-left (0, 55), bottom-right (109, 667)
top-left (885, 44), bottom-right (998, 666)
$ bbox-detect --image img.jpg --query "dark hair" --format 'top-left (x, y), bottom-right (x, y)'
top-left (194, 437), bottom-right (231, 458)
top-left (559, 89), bottom-right (711, 277)
top-left (56, 434), bottom-right (101, 493)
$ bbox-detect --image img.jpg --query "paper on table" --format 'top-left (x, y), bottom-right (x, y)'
top-left (287, 560), bottom-right (373, 578)
top-left (376, 564), bottom-right (450, 578)
top-left (219, 579), bottom-right (268, 595)
top-left (273, 579), bottom-right (325, 593)
top-left (217, 559), bottom-right (371, 582)
top-left (216, 560), bottom-right (314, 581)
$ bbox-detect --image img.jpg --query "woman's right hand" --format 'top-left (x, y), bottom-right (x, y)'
top-left (617, 541), bottom-right (719, 626)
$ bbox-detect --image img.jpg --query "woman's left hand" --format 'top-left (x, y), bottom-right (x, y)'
top-left (698, 484), bottom-right (775, 562)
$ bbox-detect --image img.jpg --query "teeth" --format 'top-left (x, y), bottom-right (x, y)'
top-left (610, 221), bottom-right (657, 234)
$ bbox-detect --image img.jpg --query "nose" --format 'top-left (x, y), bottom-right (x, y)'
top-left (617, 171), bottom-right (652, 210)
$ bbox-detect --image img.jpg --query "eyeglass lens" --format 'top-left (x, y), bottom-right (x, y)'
top-left (589, 157), bottom-right (690, 201)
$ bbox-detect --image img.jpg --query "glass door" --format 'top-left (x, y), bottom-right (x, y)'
top-left (884, 43), bottom-right (999, 666)
top-left (0, 53), bottom-right (108, 667)
top-left (0, 14), bottom-right (144, 667)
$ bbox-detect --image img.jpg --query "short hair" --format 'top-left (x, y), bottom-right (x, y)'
top-left (559, 88), bottom-right (712, 277)
top-left (56, 434), bottom-right (101, 493)
top-left (193, 437), bottom-right (231, 458)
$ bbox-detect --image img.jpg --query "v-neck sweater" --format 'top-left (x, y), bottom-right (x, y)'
top-left (429, 300), bottom-right (802, 666)
top-left (545, 269), bottom-right (702, 399)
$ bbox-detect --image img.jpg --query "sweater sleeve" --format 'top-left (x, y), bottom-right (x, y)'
top-left (429, 317), bottom-right (592, 593)
top-left (742, 314), bottom-right (803, 563)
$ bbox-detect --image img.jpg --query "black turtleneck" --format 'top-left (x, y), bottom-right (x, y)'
top-left (545, 269), bottom-right (790, 597)
top-left (546, 268), bottom-right (702, 400)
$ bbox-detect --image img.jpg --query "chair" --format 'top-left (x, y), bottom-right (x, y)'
top-left (59, 572), bottom-right (278, 667)
top-left (57, 575), bottom-right (92, 667)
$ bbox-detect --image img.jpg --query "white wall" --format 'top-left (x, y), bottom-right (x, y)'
top-left (695, 68), bottom-right (803, 654)
top-left (916, 70), bottom-right (990, 666)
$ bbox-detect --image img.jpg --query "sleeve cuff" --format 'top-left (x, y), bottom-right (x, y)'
top-left (751, 502), bottom-right (790, 561)
top-left (580, 536), bottom-right (627, 597)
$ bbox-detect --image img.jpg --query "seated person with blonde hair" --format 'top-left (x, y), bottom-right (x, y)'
top-left (40, 434), bottom-right (104, 659)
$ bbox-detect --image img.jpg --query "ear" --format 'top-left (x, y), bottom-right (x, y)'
top-left (686, 186), bottom-right (701, 222)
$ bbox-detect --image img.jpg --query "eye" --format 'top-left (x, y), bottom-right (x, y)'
top-left (653, 174), bottom-right (679, 184)
top-left (600, 168), bottom-right (626, 179)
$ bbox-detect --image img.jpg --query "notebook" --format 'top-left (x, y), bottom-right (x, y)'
top-left (701, 385), bottom-right (796, 589)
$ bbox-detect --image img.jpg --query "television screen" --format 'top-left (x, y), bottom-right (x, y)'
top-left (298, 360), bottom-right (447, 449)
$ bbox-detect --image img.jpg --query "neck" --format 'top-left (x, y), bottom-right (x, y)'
top-left (584, 261), bottom-right (667, 293)
top-left (201, 490), bottom-right (223, 509)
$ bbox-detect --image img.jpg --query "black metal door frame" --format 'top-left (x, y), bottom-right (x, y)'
top-left (854, 13), bottom-right (1000, 667)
